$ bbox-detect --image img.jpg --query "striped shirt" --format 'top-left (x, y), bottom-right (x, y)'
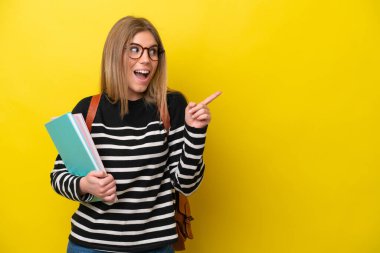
top-left (50, 92), bottom-right (206, 252)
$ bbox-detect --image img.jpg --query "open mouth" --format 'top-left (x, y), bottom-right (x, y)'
top-left (134, 69), bottom-right (150, 79)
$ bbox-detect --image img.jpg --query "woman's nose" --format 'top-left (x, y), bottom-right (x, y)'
top-left (139, 49), bottom-right (150, 63)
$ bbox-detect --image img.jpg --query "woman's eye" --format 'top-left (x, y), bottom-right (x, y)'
top-left (130, 46), bottom-right (140, 53)
top-left (149, 47), bottom-right (158, 56)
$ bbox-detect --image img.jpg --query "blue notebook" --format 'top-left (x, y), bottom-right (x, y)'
top-left (45, 113), bottom-right (101, 176)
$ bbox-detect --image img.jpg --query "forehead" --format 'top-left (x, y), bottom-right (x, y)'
top-left (131, 31), bottom-right (157, 46)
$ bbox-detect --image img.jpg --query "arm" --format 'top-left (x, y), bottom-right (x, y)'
top-left (50, 156), bottom-right (116, 202)
top-left (50, 154), bottom-right (95, 202)
top-left (167, 92), bottom-right (212, 195)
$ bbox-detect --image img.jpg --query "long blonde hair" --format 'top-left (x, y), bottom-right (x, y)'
top-left (100, 16), bottom-right (170, 130)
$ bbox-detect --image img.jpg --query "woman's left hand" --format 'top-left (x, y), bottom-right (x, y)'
top-left (185, 91), bottom-right (222, 129)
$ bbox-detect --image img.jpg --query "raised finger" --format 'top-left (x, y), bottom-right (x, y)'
top-left (201, 91), bottom-right (222, 105)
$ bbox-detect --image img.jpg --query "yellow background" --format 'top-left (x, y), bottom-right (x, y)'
top-left (1, 0), bottom-right (379, 252)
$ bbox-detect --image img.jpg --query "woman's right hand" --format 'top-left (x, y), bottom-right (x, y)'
top-left (79, 170), bottom-right (117, 202)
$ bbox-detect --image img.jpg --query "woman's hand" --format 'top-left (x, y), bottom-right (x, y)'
top-left (185, 91), bottom-right (222, 129)
top-left (79, 170), bottom-right (117, 202)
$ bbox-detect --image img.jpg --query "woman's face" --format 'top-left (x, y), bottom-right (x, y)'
top-left (124, 31), bottom-right (159, 101)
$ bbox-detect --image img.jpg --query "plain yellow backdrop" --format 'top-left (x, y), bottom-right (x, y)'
top-left (0, 0), bottom-right (379, 252)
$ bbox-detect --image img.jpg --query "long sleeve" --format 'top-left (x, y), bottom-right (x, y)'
top-left (50, 155), bottom-right (94, 202)
top-left (167, 92), bottom-right (207, 196)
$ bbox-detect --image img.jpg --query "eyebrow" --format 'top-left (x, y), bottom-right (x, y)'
top-left (130, 42), bottom-right (158, 48)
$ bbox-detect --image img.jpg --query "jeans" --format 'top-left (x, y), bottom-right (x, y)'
top-left (67, 241), bottom-right (174, 253)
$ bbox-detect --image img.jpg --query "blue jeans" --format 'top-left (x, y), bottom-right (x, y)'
top-left (67, 241), bottom-right (174, 253)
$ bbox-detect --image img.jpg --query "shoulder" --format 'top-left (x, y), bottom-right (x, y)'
top-left (167, 90), bottom-right (188, 126)
top-left (167, 90), bottom-right (187, 109)
top-left (71, 95), bottom-right (94, 116)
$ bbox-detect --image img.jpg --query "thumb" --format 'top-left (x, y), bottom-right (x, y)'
top-left (186, 102), bottom-right (196, 112)
top-left (88, 170), bottom-right (107, 178)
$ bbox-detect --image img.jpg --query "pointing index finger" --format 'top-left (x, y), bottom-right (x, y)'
top-left (201, 91), bottom-right (222, 105)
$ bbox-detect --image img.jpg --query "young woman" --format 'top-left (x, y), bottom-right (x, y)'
top-left (50, 16), bottom-right (218, 253)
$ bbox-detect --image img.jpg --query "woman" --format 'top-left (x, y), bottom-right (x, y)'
top-left (50, 16), bottom-right (217, 253)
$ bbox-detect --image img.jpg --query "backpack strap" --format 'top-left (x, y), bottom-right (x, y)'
top-left (85, 94), bottom-right (101, 132)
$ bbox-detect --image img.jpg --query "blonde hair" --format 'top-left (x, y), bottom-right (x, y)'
top-left (100, 16), bottom-right (170, 130)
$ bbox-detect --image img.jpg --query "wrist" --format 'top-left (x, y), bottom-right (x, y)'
top-left (79, 177), bottom-right (88, 196)
top-left (185, 123), bottom-right (208, 133)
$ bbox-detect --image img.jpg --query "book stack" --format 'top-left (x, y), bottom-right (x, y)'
top-left (45, 113), bottom-right (105, 201)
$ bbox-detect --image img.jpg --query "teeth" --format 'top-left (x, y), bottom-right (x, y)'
top-left (135, 70), bottom-right (150, 74)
